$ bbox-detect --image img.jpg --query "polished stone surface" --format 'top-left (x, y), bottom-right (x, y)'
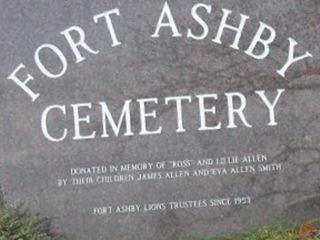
top-left (0, 1), bottom-right (319, 239)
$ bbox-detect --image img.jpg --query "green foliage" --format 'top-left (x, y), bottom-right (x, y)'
top-left (176, 222), bottom-right (320, 240)
top-left (230, 225), bottom-right (300, 240)
top-left (0, 208), bottom-right (61, 240)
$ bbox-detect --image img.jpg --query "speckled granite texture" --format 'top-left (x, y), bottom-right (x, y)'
top-left (0, 1), bottom-right (319, 239)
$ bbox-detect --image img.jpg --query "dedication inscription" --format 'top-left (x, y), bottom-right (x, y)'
top-left (0, 0), bottom-right (319, 239)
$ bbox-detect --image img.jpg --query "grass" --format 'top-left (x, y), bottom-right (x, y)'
top-left (0, 208), bottom-right (319, 240)
top-left (177, 220), bottom-right (320, 240)
top-left (0, 193), bottom-right (318, 240)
